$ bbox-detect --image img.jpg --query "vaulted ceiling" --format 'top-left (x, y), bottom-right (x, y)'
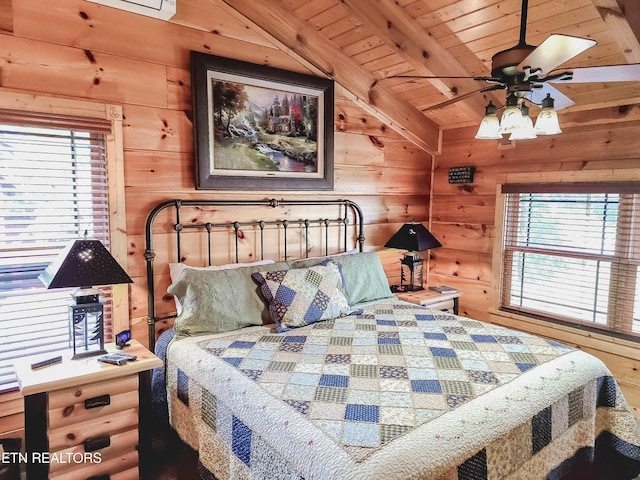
top-left (176, 0), bottom-right (640, 153)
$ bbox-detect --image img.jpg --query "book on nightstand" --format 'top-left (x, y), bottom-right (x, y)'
top-left (428, 285), bottom-right (458, 294)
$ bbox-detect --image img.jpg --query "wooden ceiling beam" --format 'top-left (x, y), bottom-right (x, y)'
top-left (560, 103), bottom-right (640, 128)
top-left (339, 0), bottom-right (499, 120)
top-left (592, 0), bottom-right (640, 62)
top-left (615, 0), bottom-right (640, 45)
top-left (0, 0), bottom-right (12, 33)
top-left (216, 0), bottom-right (442, 154)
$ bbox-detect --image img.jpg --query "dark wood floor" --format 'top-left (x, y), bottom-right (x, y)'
top-left (562, 462), bottom-right (617, 480)
top-left (149, 435), bottom-right (200, 480)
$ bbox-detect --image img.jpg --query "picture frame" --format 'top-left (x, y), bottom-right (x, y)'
top-left (191, 51), bottom-right (335, 190)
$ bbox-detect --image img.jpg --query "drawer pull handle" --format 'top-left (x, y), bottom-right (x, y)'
top-left (84, 394), bottom-right (110, 409)
top-left (83, 434), bottom-right (111, 452)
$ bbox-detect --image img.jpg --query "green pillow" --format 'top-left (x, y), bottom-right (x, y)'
top-left (288, 252), bottom-right (393, 306)
top-left (168, 261), bottom-right (290, 339)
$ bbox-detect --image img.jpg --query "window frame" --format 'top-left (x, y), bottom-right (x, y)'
top-left (491, 170), bottom-right (640, 343)
top-left (0, 91), bottom-right (129, 353)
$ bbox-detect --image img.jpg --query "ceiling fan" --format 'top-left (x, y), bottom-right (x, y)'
top-left (392, 0), bottom-right (640, 112)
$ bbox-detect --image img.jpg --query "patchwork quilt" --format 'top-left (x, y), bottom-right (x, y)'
top-left (165, 300), bottom-right (640, 479)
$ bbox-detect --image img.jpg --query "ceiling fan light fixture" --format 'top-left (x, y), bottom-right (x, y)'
top-left (509, 104), bottom-right (537, 140)
top-left (475, 101), bottom-right (503, 139)
top-left (534, 93), bottom-right (562, 135)
top-left (499, 95), bottom-right (524, 134)
top-left (415, 0), bottom-right (633, 141)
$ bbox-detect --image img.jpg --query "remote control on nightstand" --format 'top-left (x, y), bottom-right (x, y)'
top-left (97, 353), bottom-right (136, 366)
top-left (30, 356), bottom-right (62, 370)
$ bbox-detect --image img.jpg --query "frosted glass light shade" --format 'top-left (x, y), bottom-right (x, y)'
top-left (475, 115), bottom-right (502, 139)
top-left (499, 107), bottom-right (523, 133)
top-left (509, 116), bottom-right (537, 140)
top-left (475, 101), bottom-right (502, 139)
top-left (509, 104), bottom-right (536, 140)
top-left (535, 108), bottom-right (562, 135)
top-left (498, 94), bottom-right (521, 134)
top-left (534, 93), bottom-right (562, 135)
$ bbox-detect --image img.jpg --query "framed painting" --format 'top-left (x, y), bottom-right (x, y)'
top-left (191, 51), bottom-right (335, 190)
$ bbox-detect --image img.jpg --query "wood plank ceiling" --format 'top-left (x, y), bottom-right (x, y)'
top-left (175, 0), bottom-right (640, 153)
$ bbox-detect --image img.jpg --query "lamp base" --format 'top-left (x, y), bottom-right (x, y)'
top-left (70, 348), bottom-right (107, 360)
top-left (390, 284), bottom-right (425, 293)
top-left (72, 287), bottom-right (100, 304)
top-left (69, 301), bottom-right (106, 360)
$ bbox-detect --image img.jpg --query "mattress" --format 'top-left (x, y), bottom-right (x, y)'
top-left (164, 299), bottom-right (640, 479)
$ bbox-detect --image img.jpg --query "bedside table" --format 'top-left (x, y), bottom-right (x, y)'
top-left (395, 289), bottom-right (462, 315)
top-left (14, 339), bottom-right (162, 480)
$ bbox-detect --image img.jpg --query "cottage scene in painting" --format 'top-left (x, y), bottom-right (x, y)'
top-left (211, 80), bottom-right (320, 174)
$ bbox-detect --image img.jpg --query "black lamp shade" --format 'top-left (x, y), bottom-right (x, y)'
top-left (37, 238), bottom-right (131, 359)
top-left (384, 223), bottom-right (442, 252)
top-left (39, 239), bottom-right (133, 289)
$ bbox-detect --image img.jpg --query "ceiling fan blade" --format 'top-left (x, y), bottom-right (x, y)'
top-left (423, 85), bottom-right (504, 111)
top-left (388, 75), bottom-right (498, 82)
top-left (517, 34), bottom-right (596, 75)
top-left (548, 64), bottom-right (640, 83)
top-left (529, 83), bottom-right (575, 110)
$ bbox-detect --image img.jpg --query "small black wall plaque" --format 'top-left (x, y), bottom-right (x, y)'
top-left (448, 166), bottom-right (475, 184)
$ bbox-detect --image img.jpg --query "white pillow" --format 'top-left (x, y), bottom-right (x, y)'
top-left (169, 259), bottom-right (275, 314)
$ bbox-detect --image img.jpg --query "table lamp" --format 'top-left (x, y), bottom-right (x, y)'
top-left (385, 222), bottom-right (442, 292)
top-left (38, 236), bottom-right (133, 359)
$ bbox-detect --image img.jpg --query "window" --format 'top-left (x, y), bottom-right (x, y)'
top-left (499, 182), bottom-right (640, 338)
top-left (0, 107), bottom-right (120, 392)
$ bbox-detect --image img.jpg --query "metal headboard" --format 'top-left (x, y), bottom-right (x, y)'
top-left (144, 198), bottom-right (365, 351)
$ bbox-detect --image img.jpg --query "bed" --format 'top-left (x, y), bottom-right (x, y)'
top-left (146, 198), bottom-right (640, 480)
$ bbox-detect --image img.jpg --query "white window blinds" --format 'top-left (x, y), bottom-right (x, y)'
top-left (0, 114), bottom-right (112, 392)
top-left (501, 183), bottom-right (640, 338)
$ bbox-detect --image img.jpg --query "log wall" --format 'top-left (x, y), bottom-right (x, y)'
top-left (2, 0), bottom-right (639, 437)
top-left (432, 121), bottom-right (640, 416)
top-left (0, 0), bottom-right (431, 436)
top-left (1, 0), bottom-right (432, 337)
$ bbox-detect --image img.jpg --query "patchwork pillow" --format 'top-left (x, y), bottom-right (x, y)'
top-left (288, 251), bottom-right (393, 306)
top-left (252, 261), bottom-right (350, 331)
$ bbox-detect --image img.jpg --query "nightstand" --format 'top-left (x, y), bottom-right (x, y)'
top-left (395, 289), bottom-right (462, 315)
top-left (14, 339), bottom-right (162, 480)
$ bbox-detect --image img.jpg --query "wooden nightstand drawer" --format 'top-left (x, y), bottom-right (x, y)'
top-left (48, 426), bottom-right (138, 474)
top-left (48, 408), bottom-right (139, 451)
top-left (48, 374), bottom-right (138, 410)
top-left (424, 298), bottom-right (455, 311)
top-left (48, 376), bottom-right (139, 429)
top-left (16, 340), bottom-right (163, 479)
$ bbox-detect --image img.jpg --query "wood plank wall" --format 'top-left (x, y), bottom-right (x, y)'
top-left (0, 0), bottom-right (431, 436)
top-left (2, 0), bottom-right (639, 436)
top-left (432, 121), bottom-right (640, 416)
top-left (2, 0), bottom-right (431, 331)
